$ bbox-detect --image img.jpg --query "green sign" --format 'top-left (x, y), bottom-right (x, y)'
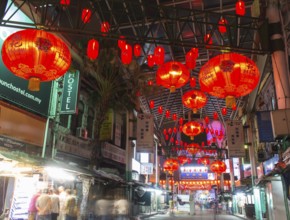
top-left (60, 71), bottom-right (80, 114)
top-left (0, 2), bottom-right (52, 116)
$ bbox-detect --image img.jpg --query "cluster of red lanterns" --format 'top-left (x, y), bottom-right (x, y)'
top-left (163, 158), bottom-right (179, 174)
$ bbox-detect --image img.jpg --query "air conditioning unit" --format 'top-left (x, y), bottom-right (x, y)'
top-left (76, 127), bottom-right (88, 139)
top-left (270, 109), bottom-right (290, 139)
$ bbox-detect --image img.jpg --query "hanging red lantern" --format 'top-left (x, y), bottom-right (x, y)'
top-left (60, 0), bottom-right (70, 5)
top-left (221, 107), bottom-right (227, 115)
top-left (173, 127), bottom-right (177, 133)
top-left (147, 80), bottom-right (153, 86)
top-left (149, 100), bottom-right (154, 109)
top-left (204, 33), bottom-right (212, 45)
top-left (210, 160), bottom-right (227, 174)
top-left (236, 0), bottom-right (245, 16)
top-left (101, 21), bottom-right (110, 35)
top-left (87, 39), bottom-right (99, 60)
top-left (168, 128), bottom-right (172, 135)
top-left (165, 134), bottom-right (169, 140)
top-left (178, 155), bottom-right (188, 165)
top-left (2, 29), bottom-right (71, 91)
top-left (81, 8), bottom-right (92, 23)
top-left (158, 106), bottom-right (163, 114)
top-left (213, 112), bottom-right (218, 120)
top-left (118, 36), bottom-right (126, 49)
top-left (204, 116), bottom-right (210, 124)
top-left (232, 104), bottom-right (237, 111)
top-left (170, 137), bottom-right (174, 143)
top-left (172, 113), bottom-right (177, 121)
top-left (218, 17), bottom-right (228, 33)
top-left (198, 156), bottom-right (210, 166)
top-left (182, 90), bottom-right (207, 113)
top-left (163, 158), bottom-right (179, 174)
top-left (199, 53), bottom-right (260, 108)
top-left (121, 44), bottom-right (132, 65)
top-left (179, 117), bottom-right (184, 125)
top-left (147, 54), bottom-right (155, 67)
top-left (134, 44), bottom-right (142, 57)
top-left (190, 77), bottom-right (196, 88)
top-left (154, 46), bottom-right (165, 65)
top-left (185, 50), bottom-right (196, 69)
top-left (156, 61), bottom-right (190, 93)
top-left (165, 110), bottom-right (170, 118)
top-left (182, 121), bottom-right (203, 140)
top-left (163, 129), bottom-right (167, 136)
top-left (185, 143), bottom-right (200, 155)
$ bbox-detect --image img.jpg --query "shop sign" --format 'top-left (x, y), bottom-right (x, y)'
top-left (180, 172), bottom-right (208, 180)
top-left (102, 142), bottom-right (125, 164)
top-left (60, 71), bottom-right (80, 114)
top-left (0, 3), bottom-right (52, 116)
top-left (226, 120), bottom-right (245, 158)
top-left (99, 109), bottom-right (114, 141)
top-left (140, 163), bottom-right (153, 175)
top-left (136, 113), bottom-right (154, 153)
top-left (56, 133), bottom-right (93, 159)
top-left (0, 135), bottom-right (25, 149)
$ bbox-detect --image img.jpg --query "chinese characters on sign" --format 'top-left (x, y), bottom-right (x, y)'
top-left (226, 120), bottom-right (245, 158)
top-left (136, 113), bottom-right (154, 153)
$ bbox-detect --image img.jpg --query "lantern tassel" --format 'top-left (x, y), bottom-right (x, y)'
top-left (28, 77), bottom-right (41, 91)
top-left (225, 96), bottom-right (236, 108)
top-left (170, 86), bottom-right (176, 93)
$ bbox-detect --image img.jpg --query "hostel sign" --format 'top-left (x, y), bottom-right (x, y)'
top-left (61, 71), bottom-right (80, 114)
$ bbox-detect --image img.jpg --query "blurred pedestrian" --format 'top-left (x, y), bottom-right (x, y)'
top-left (28, 189), bottom-right (41, 220)
top-left (50, 189), bottom-right (60, 220)
top-left (58, 186), bottom-right (67, 220)
top-left (64, 189), bottom-right (77, 220)
top-left (36, 188), bottom-right (52, 220)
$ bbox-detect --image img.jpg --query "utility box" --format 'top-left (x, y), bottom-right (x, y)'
top-left (270, 109), bottom-right (290, 139)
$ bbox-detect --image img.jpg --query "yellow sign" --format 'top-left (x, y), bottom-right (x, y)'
top-left (99, 109), bottom-right (114, 141)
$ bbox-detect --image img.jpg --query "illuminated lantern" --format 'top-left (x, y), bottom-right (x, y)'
top-left (121, 44), bottom-right (132, 64)
top-left (182, 121), bottom-right (203, 140)
top-left (154, 46), bottom-right (165, 65)
top-left (172, 113), bottom-right (177, 121)
top-left (147, 54), bottom-right (155, 67)
top-left (185, 143), bottom-right (200, 155)
top-left (170, 137), bottom-right (174, 143)
top-left (198, 156), bottom-right (210, 166)
top-left (149, 100), bottom-right (154, 109)
top-left (173, 127), bottom-right (177, 133)
top-left (213, 112), bottom-right (218, 120)
top-left (147, 80), bottom-right (153, 86)
top-left (218, 17), bottom-right (228, 33)
top-left (168, 128), bottom-right (172, 134)
top-left (87, 39), bottom-right (99, 60)
top-left (204, 116), bottom-right (210, 124)
top-left (101, 22), bottom-right (110, 35)
top-left (179, 117), bottom-right (184, 125)
top-left (81, 8), bottom-right (92, 23)
top-left (210, 160), bottom-right (227, 174)
top-left (178, 155), bottom-right (188, 165)
top-left (158, 106), bottom-right (163, 114)
top-left (199, 53), bottom-right (260, 108)
top-left (60, 0), bottom-right (70, 5)
top-left (232, 104), bottom-right (237, 111)
top-left (118, 36), bottom-right (126, 49)
top-left (236, 0), bottom-right (245, 16)
top-left (190, 77), bottom-right (196, 88)
top-left (221, 107), bottom-right (227, 115)
top-left (163, 158), bottom-right (179, 174)
top-left (163, 129), bottom-right (167, 135)
top-left (2, 29), bottom-right (71, 91)
top-left (156, 61), bottom-right (190, 93)
top-left (204, 33), bottom-right (212, 45)
top-left (182, 90), bottom-right (207, 113)
top-left (134, 44), bottom-right (142, 57)
top-left (165, 110), bottom-right (170, 118)
top-left (185, 50), bottom-right (196, 69)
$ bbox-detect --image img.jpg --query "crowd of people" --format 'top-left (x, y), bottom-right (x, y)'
top-left (28, 186), bottom-right (78, 220)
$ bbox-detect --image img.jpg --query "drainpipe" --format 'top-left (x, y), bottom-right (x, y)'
top-left (267, 0), bottom-right (290, 109)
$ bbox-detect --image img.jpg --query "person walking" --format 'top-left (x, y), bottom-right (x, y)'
top-left (35, 188), bottom-right (52, 220)
top-left (64, 189), bottom-right (78, 220)
top-left (50, 189), bottom-right (60, 220)
top-left (28, 189), bottom-right (41, 220)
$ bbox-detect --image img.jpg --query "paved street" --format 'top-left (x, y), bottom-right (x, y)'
top-left (141, 210), bottom-right (249, 220)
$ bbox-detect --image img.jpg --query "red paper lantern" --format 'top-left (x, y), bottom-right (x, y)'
top-left (81, 8), bottom-right (92, 23)
top-left (147, 54), bottom-right (155, 67)
top-left (199, 53), bottom-right (260, 108)
top-left (134, 44), bottom-right (142, 57)
top-left (236, 0), bottom-right (245, 16)
top-left (121, 44), bottom-right (132, 65)
top-left (204, 33), bottom-right (212, 45)
top-left (185, 50), bottom-right (196, 69)
top-left (210, 160), bottom-right (227, 174)
top-left (156, 61), bottom-right (190, 93)
top-left (178, 155), bottom-right (188, 165)
top-left (218, 17), bottom-right (228, 33)
top-left (163, 158), bottom-right (179, 174)
top-left (221, 107), bottom-right (227, 115)
top-left (185, 143), bottom-right (200, 155)
top-left (213, 112), bottom-right (218, 120)
top-left (182, 90), bottom-right (207, 113)
top-left (172, 113), bottom-right (177, 121)
top-left (87, 39), bottom-right (99, 60)
top-left (154, 46), bottom-right (165, 65)
top-left (101, 22), bottom-right (110, 35)
top-left (165, 110), bottom-right (170, 118)
top-left (179, 117), bottom-right (184, 125)
top-left (147, 80), bottom-right (153, 86)
top-left (198, 156), bottom-right (210, 166)
top-left (60, 0), bottom-right (70, 5)
top-left (149, 100), bottom-right (154, 109)
top-left (182, 121), bottom-right (203, 140)
top-left (232, 104), bottom-right (237, 110)
top-left (2, 29), bottom-right (71, 91)
top-left (190, 77), bottom-right (196, 88)
top-left (118, 36), bottom-right (126, 49)
top-left (204, 116), bottom-right (210, 124)
top-left (158, 106), bottom-right (163, 114)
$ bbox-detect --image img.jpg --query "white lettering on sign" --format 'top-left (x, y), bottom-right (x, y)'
top-left (65, 73), bottom-right (75, 110)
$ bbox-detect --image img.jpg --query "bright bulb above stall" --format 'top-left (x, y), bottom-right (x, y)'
top-left (45, 167), bottom-right (75, 181)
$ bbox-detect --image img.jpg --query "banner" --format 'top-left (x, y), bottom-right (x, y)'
top-left (140, 163), bottom-right (153, 175)
top-left (226, 120), bottom-right (245, 158)
top-left (136, 113), bottom-right (154, 153)
top-left (101, 142), bottom-right (126, 164)
top-left (60, 71), bottom-right (80, 114)
top-left (99, 109), bottom-right (114, 141)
